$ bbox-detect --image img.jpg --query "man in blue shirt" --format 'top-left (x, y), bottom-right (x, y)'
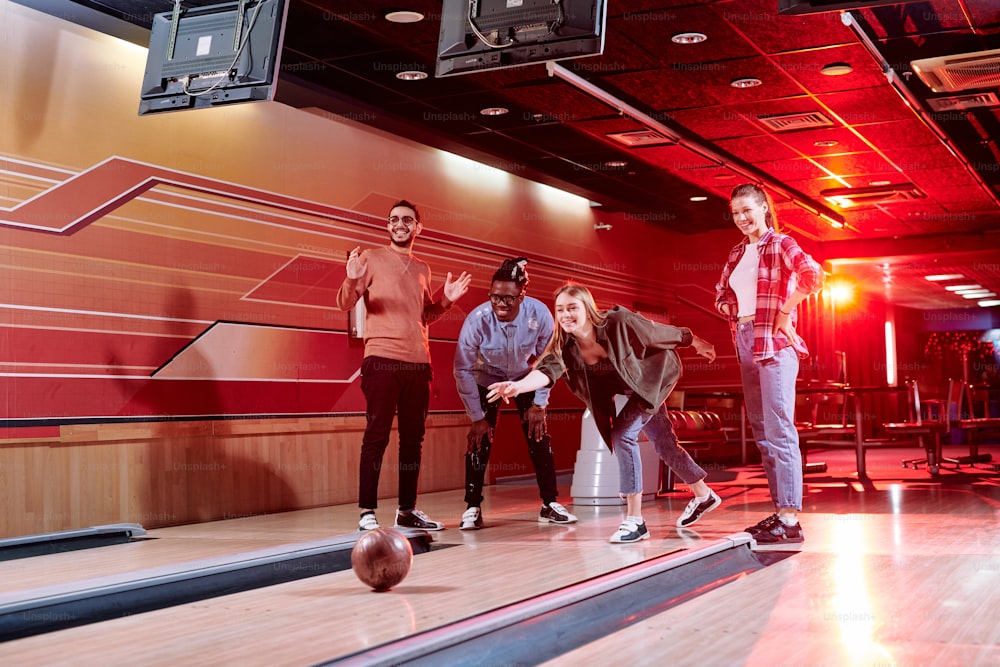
top-left (453, 258), bottom-right (577, 530)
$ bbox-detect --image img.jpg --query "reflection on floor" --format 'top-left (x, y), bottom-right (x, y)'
top-left (0, 443), bottom-right (997, 666)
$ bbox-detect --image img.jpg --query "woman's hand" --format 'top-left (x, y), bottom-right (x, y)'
top-left (691, 336), bottom-right (716, 363)
top-left (774, 311), bottom-right (801, 345)
top-left (486, 380), bottom-right (519, 403)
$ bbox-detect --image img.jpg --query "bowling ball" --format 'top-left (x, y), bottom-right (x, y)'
top-left (351, 527), bottom-right (413, 591)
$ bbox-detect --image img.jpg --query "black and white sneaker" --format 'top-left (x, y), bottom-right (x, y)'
top-left (746, 513), bottom-right (804, 544)
top-left (459, 507), bottom-right (483, 530)
top-left (610, 519), bottom-right (650, 543)
top-left (676, 490), bottom-right (722, 527)
top-left (395, 508), bottom-right (445, 531)
top-left (358, 512), bottom-right (379, 531)
top-left (539, 501), bottom-right (578, 524)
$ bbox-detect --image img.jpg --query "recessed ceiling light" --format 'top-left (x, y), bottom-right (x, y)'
top-left (480, 107), bottom-right (509, 116)
top-left (396, 70), bottom-right (428, 81)
top-left (978, 300), bottom-right (1000, 307)
top-left (604, 160), bottom-right (628, 168)
top-left (869, 179), bottom-right (892, 186)
top-left (962, 291), bottom-right (996, 298)
top-left (924, 274), bottom-right (965, 281)
top-left (945, 284), bottom-right (982, 291)
top-left (730, 77), bottom-right (762, 88)
top-left (821, 62), bottom-right (854, 76)
top-left (813, 139), bottom-right (839, 147)
top-left (690, 196), bottom-right (708, 201)
top-left (671, 32), bottom-right (707, 44)
top-left (385, 10), bottom-right (424, 23)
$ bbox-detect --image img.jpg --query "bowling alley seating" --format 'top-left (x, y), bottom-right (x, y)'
top-left (942, 380), bottom-right (997, 467)
top-left (795, 386), bottom-right (856, 474)
top-left (657, 408), bottom-right (727, 494)
top-left (880, 379), bottom-right (958, 474)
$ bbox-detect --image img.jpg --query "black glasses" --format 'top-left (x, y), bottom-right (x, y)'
top-left (488, 293), bottom-right (522, 306)
top-left (388, 215), bottom-right (416, 225)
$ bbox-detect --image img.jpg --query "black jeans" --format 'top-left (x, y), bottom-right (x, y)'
top-left (358, 355), bottom-right (432, 511)
top-left (465, 385), bottom-right (559, 507)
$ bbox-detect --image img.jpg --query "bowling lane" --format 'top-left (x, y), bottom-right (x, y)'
top-left (0, 486), bottom-right (740, 665)
top-left (0, 506), bottom-right (359, 596)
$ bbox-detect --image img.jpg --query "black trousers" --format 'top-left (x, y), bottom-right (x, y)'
top-left (464, 385), bottom-right (559, 507)
top-left (358, 355), bottom-right (432, 511)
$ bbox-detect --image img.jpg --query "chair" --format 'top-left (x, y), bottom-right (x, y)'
top-left (796, 386), bottom-right (856, 474)
top-left (889, 380), bottom-right (960, 474)
top-left (951, 381), bottom-right (999, 466)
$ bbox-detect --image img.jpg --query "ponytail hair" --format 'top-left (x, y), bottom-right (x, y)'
top-left (492, 257), bottom-right (529, 292)
top-left (730, 183), bottom-right (779, 232)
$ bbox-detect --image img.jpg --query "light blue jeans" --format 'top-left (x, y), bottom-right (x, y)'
top-left (611, 394), bottom-right (708, 495)
top-left (736, 320), bottom-right (802, 510)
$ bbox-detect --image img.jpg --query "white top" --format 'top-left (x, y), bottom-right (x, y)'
top-left (729, 242), bottom-right (759, 317)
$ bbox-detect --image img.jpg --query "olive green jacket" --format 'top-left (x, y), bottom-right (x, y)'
top-left (534, 306), bottom-right (692, 450)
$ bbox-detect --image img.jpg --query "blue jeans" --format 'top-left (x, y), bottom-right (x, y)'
top-left (736, 320), bottom-right (802, 510)
top-left (611, 395), bottom-right (707, 495)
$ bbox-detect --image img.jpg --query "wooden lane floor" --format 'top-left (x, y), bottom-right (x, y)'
top-left (2, 443), bottom-right (999, 665)
top-left (0, 481), bottom-right (748, 665)
top-left (545, 447), bottom-right (1000, 666)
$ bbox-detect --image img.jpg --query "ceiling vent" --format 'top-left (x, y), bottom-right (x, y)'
top-left (926, 91), bottom-right (1000, 112)
top-left (757, 112), bottom-right (835, 132)
top-left (911, 48), bottom-right (1000, 93)
top-left (821, 183), bottom-right (926, 208)
top-left (606, 129), bottom-right (675, 147)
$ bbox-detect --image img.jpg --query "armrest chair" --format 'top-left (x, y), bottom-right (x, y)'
top-left (885, 380), bottom-right (959, 475)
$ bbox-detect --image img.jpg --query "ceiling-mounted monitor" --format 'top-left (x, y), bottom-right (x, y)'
top-left (777, 0), bottom-right (923, 15)
top-left (139, 0), bottom-right (288, 115)
top-left (436, 0), bottom-right (607, 78)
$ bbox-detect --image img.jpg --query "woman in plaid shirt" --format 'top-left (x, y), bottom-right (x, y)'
top-left (715, 183), bottom-right (824, 544)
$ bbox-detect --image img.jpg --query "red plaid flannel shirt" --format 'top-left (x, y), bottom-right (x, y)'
top-left (715, 230), bottom-right (824, 362)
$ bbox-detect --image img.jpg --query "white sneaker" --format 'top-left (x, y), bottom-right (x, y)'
top-left (358, 512), bottom-right (379, 531)
top-left (676, 490), bottom-right (722, 528)
top-left (610, 519), bottom-right (650, 543)
top-left (459, 507), bottom-right (483, 530)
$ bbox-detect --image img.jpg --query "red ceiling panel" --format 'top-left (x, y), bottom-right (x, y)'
top-left (819, 87), bottom-right (916, 125)
top-left (714, 134), bottom-right (802, 162)
top-left (771, 44), bottom-right (890, 95)
top-left (813, 151), bottom-right (899, 178)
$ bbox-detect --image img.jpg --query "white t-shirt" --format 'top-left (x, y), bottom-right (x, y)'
top-left (729, 243), bottom-right (759, 317)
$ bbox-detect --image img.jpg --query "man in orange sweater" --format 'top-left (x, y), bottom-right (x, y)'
top-left (337, 200), bottom-right (471, 531)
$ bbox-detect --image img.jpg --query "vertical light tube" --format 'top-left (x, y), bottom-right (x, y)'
top-left (884, 318), bottom-right (896, 386)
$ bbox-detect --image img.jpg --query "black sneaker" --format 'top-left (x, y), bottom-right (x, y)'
top-left (610, 519), bottom-right (650, 543)
top-left (746, 513), bottom-right (804, 544)
top-left (395, 508), bottom-right (445, 531)
top-left (539, 501), bottom-right (578, 524)
top-left (676, 490), bottom-right (722, 527)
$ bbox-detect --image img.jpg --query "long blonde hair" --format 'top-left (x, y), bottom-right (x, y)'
top-left (731, 183), bottom-right (780, 233)
top-left (543, 282), bottom-right (607, 363)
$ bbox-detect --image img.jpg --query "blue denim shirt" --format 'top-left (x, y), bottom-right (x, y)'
top-left (453, 295), bottom-right (554, 421)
